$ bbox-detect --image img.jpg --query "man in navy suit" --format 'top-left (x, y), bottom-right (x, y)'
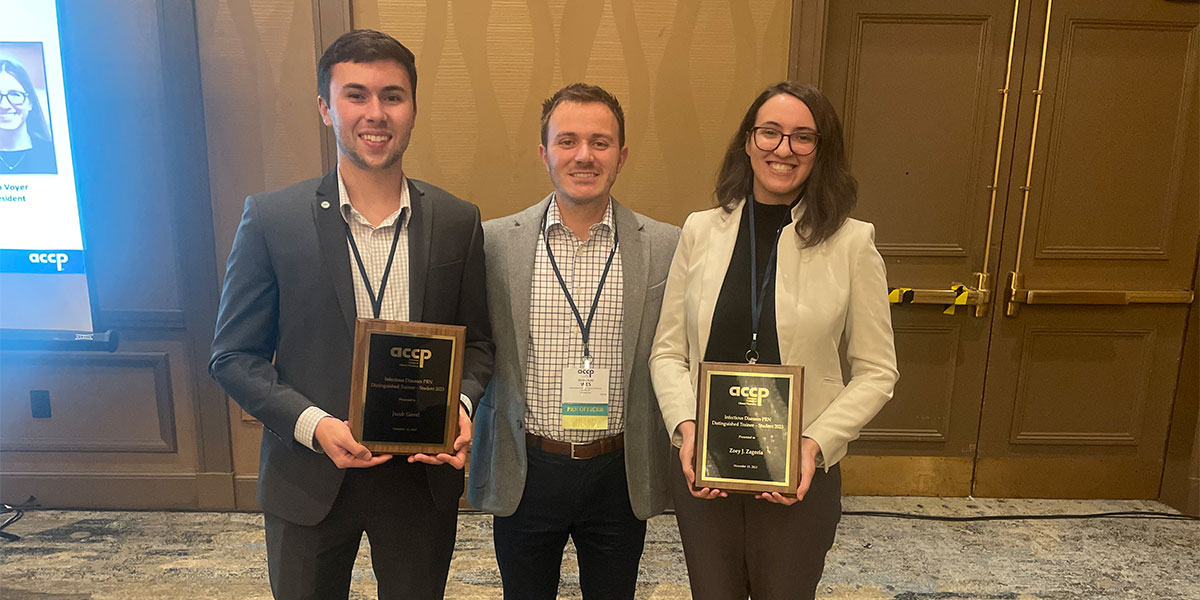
top-left (210, 29), bottom-right (492, 599)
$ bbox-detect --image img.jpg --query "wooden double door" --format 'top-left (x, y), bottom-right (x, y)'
top-left (821, 0), bottom-right (1199, 497)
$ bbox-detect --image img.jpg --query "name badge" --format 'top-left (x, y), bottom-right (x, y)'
top-left (561, 365), bottom-right (609, 430)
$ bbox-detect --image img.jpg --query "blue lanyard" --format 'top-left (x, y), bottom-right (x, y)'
top-left (540, 202), bottom-right (619, 369)
top-left (345, 213), bottom-right (404, 319)
top-left (746, 194), bottom-right (792, 363)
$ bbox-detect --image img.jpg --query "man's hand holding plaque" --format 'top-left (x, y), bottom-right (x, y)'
top-left (315, 418), bottom-right (393, 469)
top-left (407, 404), bottom-right (473, 469)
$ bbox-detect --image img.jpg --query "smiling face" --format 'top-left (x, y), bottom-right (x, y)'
top-left (744, 93), bottom-right (818, 205)
top-left (0, 71), bottom-right (30, 132)
top-left (318, 59), bottom-right (415, 173)
top-left (539, 100), bottom-right (629, 209)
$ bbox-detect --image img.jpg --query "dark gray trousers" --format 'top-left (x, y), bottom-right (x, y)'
top-left (264, 460), bottom-right (460, 600)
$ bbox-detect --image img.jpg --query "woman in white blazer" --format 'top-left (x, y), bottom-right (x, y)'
top-left (649, 82), bottom-right (898, 599)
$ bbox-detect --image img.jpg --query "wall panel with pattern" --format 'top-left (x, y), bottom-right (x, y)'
top-left (195, 0), bottom-right (329, 508)
top-left (356, 0), bottom-right (793, 226)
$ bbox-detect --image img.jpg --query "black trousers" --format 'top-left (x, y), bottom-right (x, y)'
top-left (670, 463), bottom-right (842, 600)
top-left (493, 447), bottom-right (647, 599)
top-left (264, 460), bottom-right (460, 600)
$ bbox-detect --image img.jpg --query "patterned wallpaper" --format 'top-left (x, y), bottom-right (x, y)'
top-left (196, 0), bottom-right (326, 265)
top-left (355, 0), bottom-right (793, 225)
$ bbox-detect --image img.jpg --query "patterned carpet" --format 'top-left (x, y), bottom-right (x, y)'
top-left (0, 497), bottom-right (1196, 599)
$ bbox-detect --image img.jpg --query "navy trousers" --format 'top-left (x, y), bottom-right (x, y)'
top-left (493, 447), bottom-right (647, 599)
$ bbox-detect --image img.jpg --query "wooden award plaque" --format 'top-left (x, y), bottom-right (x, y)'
top-left (694, 361), bottom-right (804, 494)
top-left (348, 318), bottom-right (464, 455)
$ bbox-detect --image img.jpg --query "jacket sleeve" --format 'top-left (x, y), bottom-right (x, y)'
top-left (649, 212), bottom-right (700, 447)
top-left (803, 223), bottom-right (899, 468)
top-left (458, 204), bottom-right (495, 408)
top-left (209, 196), bottom-right (316, 445)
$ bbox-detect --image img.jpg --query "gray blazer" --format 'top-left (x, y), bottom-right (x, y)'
top-left (468, 195), bottom-right (680, 520)
top-left (210, 170), bottom-right (494, 526)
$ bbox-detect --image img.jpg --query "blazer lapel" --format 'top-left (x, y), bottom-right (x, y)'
top-left (407, 179), bottom-right (432, 321)
top-left (776, 201), bottom-right (809, 362)
top-left (312, 169), bottom-right (357, 340)
top-left (697, 201), bottom-right (742, 357)
top-left (613, 199), bottom-right (646, 388)
top-left (506, 196), bottom-right (552, 379)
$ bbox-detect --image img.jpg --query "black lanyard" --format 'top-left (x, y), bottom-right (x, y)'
top-left (746, 194), bottom-right (792, 363)
top-left (345, 211), bottom-right (404, 319)
top-left (540, 202), bottom-right (619, 369)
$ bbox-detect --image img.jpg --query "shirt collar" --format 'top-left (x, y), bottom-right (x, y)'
top-left (545, 195), bottom-right (616, 238)
top-left (337, 167), bottom-right (410, 229)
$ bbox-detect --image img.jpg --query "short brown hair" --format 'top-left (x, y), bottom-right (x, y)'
top-left (317, 29), bottom-right (417, 107)
top-left (540, 83), bottom-right (626, 148)
top-left (715, 82), bottom-right (857, 248)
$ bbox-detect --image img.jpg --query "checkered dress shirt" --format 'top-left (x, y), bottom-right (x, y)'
top-left (524, 198), bottom-right (625, 443)
top-left (292, 169), bottom-right (410, 450)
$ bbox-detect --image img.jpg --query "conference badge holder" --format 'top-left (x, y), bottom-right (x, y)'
top-left (561, 359), bottom-right (610, 430)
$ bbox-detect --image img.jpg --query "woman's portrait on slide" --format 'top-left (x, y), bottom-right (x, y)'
top-left (0, 42), bottom-right (58, 176)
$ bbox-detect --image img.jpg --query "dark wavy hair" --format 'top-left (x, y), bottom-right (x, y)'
top-left (317, 29), bottom-right (417, 108)
top-left (715, 82), bottom-right (856, 247)
top-left (0, 59), bottom-right (52, 142)
top-left (540, 83), bottom-right (626, 148)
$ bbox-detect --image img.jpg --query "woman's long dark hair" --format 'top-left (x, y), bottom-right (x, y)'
top-left (0, 59), bottom-right (52, 142)
top-left (715, 82), bottom-right (856, 247)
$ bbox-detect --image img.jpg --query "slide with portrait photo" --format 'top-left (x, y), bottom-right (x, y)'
top-left (0, 0), bottom-right (93, 334)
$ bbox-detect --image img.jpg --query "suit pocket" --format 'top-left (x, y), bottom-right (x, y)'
top-left (820, 377), bottom-right (847, 404)
top-left (646, 278), bottom-right (667, 302)
top-left (431, 258), bottom-right (464, 270)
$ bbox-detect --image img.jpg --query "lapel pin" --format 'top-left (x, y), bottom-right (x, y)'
top-left (320, 201), bottom-right (331, 209)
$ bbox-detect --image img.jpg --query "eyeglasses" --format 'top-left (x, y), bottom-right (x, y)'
top-left (0, 91), bottom-right (28, 106)
top-left (750, 126), bottom-right (819, 156)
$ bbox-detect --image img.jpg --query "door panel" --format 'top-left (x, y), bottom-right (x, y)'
top-left (823, 0), bottom-right (1025, 495)
top-left (976, 307), bottom-right (1189, 497)
top-left (975, 0), bottom-right (1199, 497)
top-left (820, 0), bottom-right (1198, 498)
top-left (825, 0), bottom-right (1023, 283)
top-left (1012, 2), bottom-right (1198, 287)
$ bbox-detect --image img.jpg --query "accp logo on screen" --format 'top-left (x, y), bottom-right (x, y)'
top-left (29, 252), bottom-right (70, 271)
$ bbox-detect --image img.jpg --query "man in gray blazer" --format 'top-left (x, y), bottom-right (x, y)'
top-left (210, 30), bottom-right (492, 599)
top-left (468, 83), bottom-right (679, 598)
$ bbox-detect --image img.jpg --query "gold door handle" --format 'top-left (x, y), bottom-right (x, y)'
top-left (889, 287), bottom-right (989, 305)
top-left (1013, 289), bottom-right (1194, 305)
top-left (1006, 272), bottom-right (1194, 313)
top-left (890, 273), bottom-right (993, 317)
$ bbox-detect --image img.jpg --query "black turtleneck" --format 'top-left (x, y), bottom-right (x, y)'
top-left (703, 199), bottom-right (795, 365)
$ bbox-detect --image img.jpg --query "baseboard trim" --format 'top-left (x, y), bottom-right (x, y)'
top-left (0, 471), bottom-right (240, 510)
top-left (196, 471), bottom-right (236, 509)
top-left (841, 455), bottom-right (974, 496)
top-left (234, 474), bottom-right (260, 511)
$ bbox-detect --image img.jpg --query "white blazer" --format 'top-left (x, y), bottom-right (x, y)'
top-left (649, 199), bottom-right (898, 469)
